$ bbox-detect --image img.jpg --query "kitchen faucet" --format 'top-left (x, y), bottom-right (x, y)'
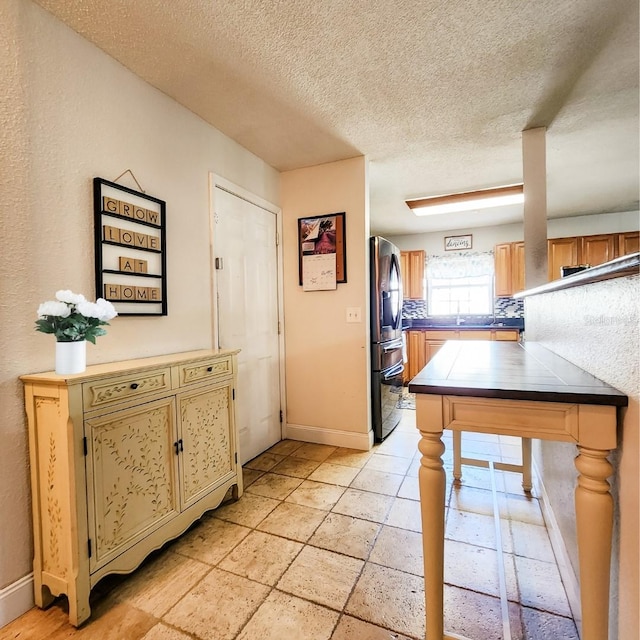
top-left (455, 302), bottom-right (464, 325)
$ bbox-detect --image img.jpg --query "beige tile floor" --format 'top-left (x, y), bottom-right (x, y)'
top-left (1, 407), bottom-right (579, 640)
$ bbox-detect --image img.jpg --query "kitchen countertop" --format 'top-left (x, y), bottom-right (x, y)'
top-left (514, 251), bottom-right (639, 299)
top-left (409, 339), bottom-right (627, 406)
top-left (402, 318), bottom-right (524, 331)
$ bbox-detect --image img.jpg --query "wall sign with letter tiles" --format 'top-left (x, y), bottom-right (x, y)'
top-left (93, 177), bottom-right (167, 316)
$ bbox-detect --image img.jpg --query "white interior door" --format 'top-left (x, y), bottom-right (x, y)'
top-left (213, 184), bottom-right (282, 464)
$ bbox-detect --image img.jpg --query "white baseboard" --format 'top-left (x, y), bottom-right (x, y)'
top-left (532, 459), bottom-right (582, 636)
top-left (0, 573), bottom-right (34, 629)
top-left (284, 423), bottom-right (373, 451)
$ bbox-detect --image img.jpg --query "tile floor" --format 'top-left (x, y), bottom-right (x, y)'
top-left (1, 407), bottom-right (579, 640)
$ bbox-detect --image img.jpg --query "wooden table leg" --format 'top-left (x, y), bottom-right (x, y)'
top-left (452, 430), bottom-right (462, 482)
top-left (521, 437), bottom-right (532, 492)
top-left (574, 445), bottom-right (614, 640)
top-left (418, 429), bottom-right (447, 640)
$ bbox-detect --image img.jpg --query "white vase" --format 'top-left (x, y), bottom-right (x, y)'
top-left (55, 340), bottom-right (87, 375)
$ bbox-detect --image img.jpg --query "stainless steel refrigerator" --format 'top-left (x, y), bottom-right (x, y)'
top-left (370, 236), bottom-right (404, 441)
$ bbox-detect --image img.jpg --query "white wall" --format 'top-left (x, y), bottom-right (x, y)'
top-left (280, 157), bottom-right (371, 450)
top-left (0, 0), bottom-right (279, 621)
top-left (388, 210), bottom-right (639, 254)
top-left (524, 275), bottom-right (639, 639)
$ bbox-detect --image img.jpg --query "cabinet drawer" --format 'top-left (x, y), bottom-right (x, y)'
top-left (178, 356), bottom-right (233, 387)
top-left (460, 330), bottom-right (491, 340)
top-left (423, 330), bottom-right (458, 340)
top-left (494, 330), bottom-right (520, 341)
top-left (83, 367), bottom-right (172, 411)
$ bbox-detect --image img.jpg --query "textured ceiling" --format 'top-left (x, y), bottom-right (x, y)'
top-left (34, 0), bottom-right (639, 235)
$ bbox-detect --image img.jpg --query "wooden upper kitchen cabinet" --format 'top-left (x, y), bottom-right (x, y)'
top-left (618, 231), bottom-right (639, 256)
top-left (580, 233), bottom-right (616, 267)
top-left (548, 231), bottom-right (639, 281)
top-left (512, 242), bottom-right (526, 293)
top-left (494, 243), bottom-right (512, 297)
top-left (21, 350), bottom-right (242, 627)
top-left (400, 250), bottom-right (425, 299)
top-left (494, 242), bottom-right (524, 297)
top-left (548, 236), bottom-right (580, 281)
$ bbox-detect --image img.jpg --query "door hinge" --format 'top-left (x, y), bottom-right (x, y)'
top-left (232, 388), bottom-right (235, 400)
top-left (277, 321), bottom-right (281, 335)
top-left (88, 539), bottom-right (92, 558)
top-left (215, 257), bottom-right (223, 270)
top-left (235, 452), bottom-right (238, 464)
top-left (83, 437), bottom-right (88, 456)
top-left (279, 410), bottom-right (283, 423)
top-left (276, 231), bottom-right (280, 246)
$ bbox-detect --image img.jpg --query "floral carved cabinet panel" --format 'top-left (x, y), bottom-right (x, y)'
top-left (86, 398), bottom-right (179, 572)
top-left (178, 384), bottom-right (234, 509)
top-left (21, 349), bottom-right (242, 627)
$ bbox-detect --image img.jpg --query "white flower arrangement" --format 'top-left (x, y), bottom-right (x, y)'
top-left (36, 290), bottom-right (118, 343)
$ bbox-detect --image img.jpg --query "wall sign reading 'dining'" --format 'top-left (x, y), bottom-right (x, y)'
top-left (444, 234), bottom-right (473, 251)
top-left (93, 177), bottom-right (167, 316)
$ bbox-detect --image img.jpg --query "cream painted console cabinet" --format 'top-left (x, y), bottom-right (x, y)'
top-left (21, 349), bottom-right (242, 627)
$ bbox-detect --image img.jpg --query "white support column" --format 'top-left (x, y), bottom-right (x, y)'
top-left (522, 127), bottom-right (548, 288)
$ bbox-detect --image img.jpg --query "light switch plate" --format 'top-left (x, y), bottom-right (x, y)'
top-left (346, 307), bottom-right (362, 323)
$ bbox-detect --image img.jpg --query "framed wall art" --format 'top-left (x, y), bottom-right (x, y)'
top-left (444, 234), bottom-right (473, 251)
top-left (93, 177), bottom-right (167, 316)
top-left (298, 212), bottom-right (346, 290)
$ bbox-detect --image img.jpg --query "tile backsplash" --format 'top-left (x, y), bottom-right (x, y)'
top-left (402, 297), bottom-right (524, 320)
top-left (494, 296), bottom-right (525, 318)
top-left (402, 299), bottom-right (427, 319)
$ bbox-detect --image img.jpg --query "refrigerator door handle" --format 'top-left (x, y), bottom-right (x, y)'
top-left (381, 338), bottom-right (403, 353)
top-left (382, 361), bottom-right (404, 380)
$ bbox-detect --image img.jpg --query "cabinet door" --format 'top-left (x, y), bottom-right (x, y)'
top-left (178, 383), bottom-right (235, 509)
top-left (408, 251), bottom-right (425, 299)
top-left (425, 339), bottom-right (446, 364)
top-left (494, 243), bottom-right (513, 296)
top-left (85, 397), bottom-right (179, 572)
top-left (401, 250), bottom-right (425, 299)
top-left (580, 234), bottom-right (616, 267)
top-left (511, 242), bottom-right (525, 294)
top-left (548, 237), bottom-right (579, 281)
top-left (400, 252), bottom-right (409, 296)
top-left (408, 331), bottom-right (425, 379)
top-left (617, 232), bottom-right (639, 257)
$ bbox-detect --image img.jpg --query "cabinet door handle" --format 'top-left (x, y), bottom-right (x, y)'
top-left (206, 366), bottom-right (213, 372)
top-left (130, 383), bottom-right (139, 390)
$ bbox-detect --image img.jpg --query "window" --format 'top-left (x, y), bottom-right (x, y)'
top-left (426, 252), bottom-right (494, 316)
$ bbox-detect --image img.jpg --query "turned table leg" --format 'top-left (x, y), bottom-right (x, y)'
top-left (418, 429), bottom-right (447, 640)
top-left (574, 446), bottom-right (614, 640)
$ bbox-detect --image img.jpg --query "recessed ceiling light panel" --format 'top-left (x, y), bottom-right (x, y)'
top-left (406, 184), bottom-right (524, 216)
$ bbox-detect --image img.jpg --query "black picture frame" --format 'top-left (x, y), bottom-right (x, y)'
top-left (297, 212), bottom-right (346, 286)
top-left (93, 177), bottom-right (167, 316)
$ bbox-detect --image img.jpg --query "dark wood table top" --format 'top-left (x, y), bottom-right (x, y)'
top-left (409, 340), bottom-right (628, 406)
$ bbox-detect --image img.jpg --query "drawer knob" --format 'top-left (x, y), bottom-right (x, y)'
top-left (207, 366), bottom-right (213, 372)
top-left (130, 383), bottom-right (139, 390)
